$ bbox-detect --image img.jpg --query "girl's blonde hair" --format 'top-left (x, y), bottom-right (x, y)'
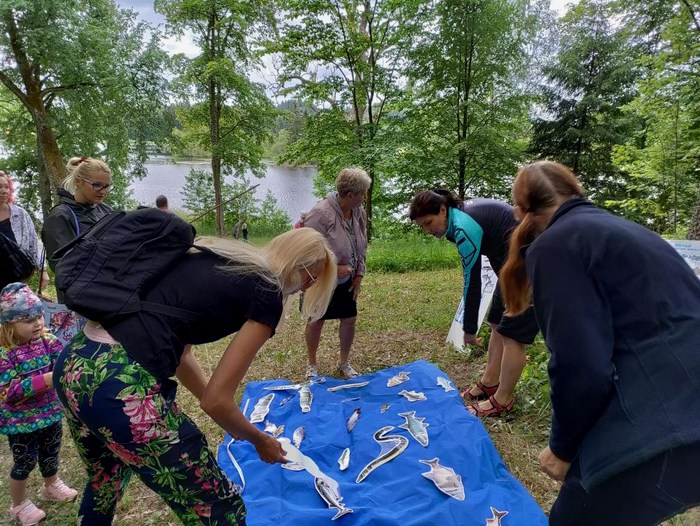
top-left (62, 157), bottom-right (112, 195)
top-left (195, 228), bottom-right (337, 323)
top-left (0, 322), bottom-right (47, 348)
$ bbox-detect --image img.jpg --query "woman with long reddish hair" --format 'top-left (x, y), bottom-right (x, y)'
top-left (501, 161), bottom-right (700, 524)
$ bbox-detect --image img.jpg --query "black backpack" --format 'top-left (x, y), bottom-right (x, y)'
top-left (0, 234), bottom-right (35, 289)
top-left (54, 208), bottom-right (207, 323)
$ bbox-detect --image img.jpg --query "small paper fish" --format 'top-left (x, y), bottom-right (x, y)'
top-left (264, 420), bottom-right (280, 435)
top-left (300, 385), bottom-right (313, 413)
top-left (485, 508), bottom-right (509, 526)
top-left (398, 389), bottom-right (427, 402)
top-left (380, 403), bottom-right (390, 414)
top-left (347, 408), bottom-right (361, 432)
top-left (341, 396), bottom-right (361, 403)
top-left (249, 393), bottom-right (274, 423)
top-left (327, 381), bottom-right (370, 392)
top-left (419, 458), bottom-right (465, 501)
top-left (398, 411), bottom-right (429, 447)
top-left (280, 395), bottom-right (294, 406)
top-left (242, 398), bottom-right (250, 418)
top-left (338, 448), bottom-right (350, 471)
top-left (437, 376), bottom-right (456, 393)
top-left (387, 371), bottom-right (410, 387)
top-left (265, 383), bottom-right (304, 391)
top-left (293, 426), bottom-right (305, 449)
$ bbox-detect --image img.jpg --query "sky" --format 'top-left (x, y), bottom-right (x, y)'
top-left (118, 0), bottom-right (578, 61)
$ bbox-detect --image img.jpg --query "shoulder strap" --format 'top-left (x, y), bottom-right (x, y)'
top-left (66, 206), bottom-right (80, 235)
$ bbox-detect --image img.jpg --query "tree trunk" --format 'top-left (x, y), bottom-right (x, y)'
top-left (32, 106), bottom-right (66, 218)
top-left (688, 184), bottom-right (700, 241)
top-left (208, 13), bottom-right (225, 236)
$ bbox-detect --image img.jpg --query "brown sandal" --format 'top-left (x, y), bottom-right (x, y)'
top-left (461, 381), bottom-right (499, 402)
top-left (468, 395), bottom-right (515, 418)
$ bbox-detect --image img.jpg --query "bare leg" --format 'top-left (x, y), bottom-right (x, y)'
top-left (338, 316), bottom-right (357, 364)
top-left (466, 323), bottom-right (504, 397)
top-left (42, 474), bottom-right (58, 486)
top-left (472, 335), bottom-right (526, 412)
top-left (305, 319), bottom-right (325, 365)
top-left (10, 478), bottom-right (27, 507)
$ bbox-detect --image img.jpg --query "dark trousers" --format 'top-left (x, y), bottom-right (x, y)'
top-left (7, 421), bottom-right (63, 481)
top-left (54, 334), bottom-right (246, 526)
top-left (550, 442), bottom-right (700, 526)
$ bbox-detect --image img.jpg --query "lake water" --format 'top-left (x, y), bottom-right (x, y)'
top-left (131, 157), bottom-right (320, 224)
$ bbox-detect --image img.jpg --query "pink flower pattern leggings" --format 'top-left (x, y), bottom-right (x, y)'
top-left (54, 332), bottom-right (246, 526)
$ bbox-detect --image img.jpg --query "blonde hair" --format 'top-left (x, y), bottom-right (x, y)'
top-left (337, 167), bottom-right (371, 197)
top-left (62, 157), bottom-right (112, 195)
top-left (195, 228), bottom-right (336, 322)
top-left (0, 323), bottom-right (47, 348)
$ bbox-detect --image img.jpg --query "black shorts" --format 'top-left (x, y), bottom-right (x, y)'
top-left (321, 279), bottom-right (358, 320)
top-left (486, 285), bottom-right (539, 345)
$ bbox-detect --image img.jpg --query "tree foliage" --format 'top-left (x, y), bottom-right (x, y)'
top-left (0, 0), bottom-right (169, 217)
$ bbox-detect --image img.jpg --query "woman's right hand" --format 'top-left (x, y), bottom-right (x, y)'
top-left (337, 264), bottom-right (352, 279)
top-left (253, 432), bottom-right (287, 465)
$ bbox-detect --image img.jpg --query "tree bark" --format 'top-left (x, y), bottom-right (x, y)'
top-left (208, 11), bottom-right (225, 236)
top-left (688, 184), bottom-right (700, 240)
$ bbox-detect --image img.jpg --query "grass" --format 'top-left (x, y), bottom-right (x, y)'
top-left (4, 252), bottom-right (698, 524)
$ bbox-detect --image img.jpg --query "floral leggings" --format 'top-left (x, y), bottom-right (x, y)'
top-left (53, 332), bottom-right (246, 526)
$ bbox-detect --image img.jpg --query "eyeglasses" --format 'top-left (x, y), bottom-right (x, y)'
top-left (301, 263), bottom-right (317, 285)
top-left (82, 178), bottom-right (111, 192)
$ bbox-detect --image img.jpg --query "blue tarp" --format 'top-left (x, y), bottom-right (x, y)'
top-left (217, 360), bottom-right (547, 525)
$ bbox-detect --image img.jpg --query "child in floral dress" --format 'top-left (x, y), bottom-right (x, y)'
top-left (0, 283), bottom-right (78, 525)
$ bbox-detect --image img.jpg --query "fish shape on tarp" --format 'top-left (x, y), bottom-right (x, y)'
top-left (356, 426), bottom-right (409, 483)
top-left (265, 383), bottom-right (305, 391)
top-left (398, 389), bottom-right (427, 402)
top-left (419, 458), bottom-right (465, 501)
top-left (278, 437), bottom-right (353, 520)
top-left (387, 371), bottom-right (410, 388)
top-left (398, 411), bottom-right (429, 447)
top-left (485, 507), bottom-right (509, 526)
top-left (249, 394), bottom-right (274, 423)
top-left (338, 448), bottom-right (350, 471)
top-left (346, 408), bottom-right (361, 432)
top-left (300, 386), bottom-right (313, 413)
top-left (280, 395), bottom-right (294, 406)
top-left (436, 376), bottom-right (456, 393)
top-left (327, 381), bottom-right (370, 392)
top-left (293, 426), bottom-right (305, 449)
top-left (380, 403), bottom-right (390, 414)
top-left (264, 421), bottom-right (285, 437)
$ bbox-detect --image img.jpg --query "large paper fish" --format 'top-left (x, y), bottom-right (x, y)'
top-left (419, 458), bottom-right (465, 501)
top-left (249, 394), bottom-right (274, 423)
top-left (398, 411), bottom-right (429, 447)
top-left (356, 426), bottom-right (409, 483)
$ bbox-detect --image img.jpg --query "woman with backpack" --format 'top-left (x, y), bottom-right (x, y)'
top-left (0, 172), bottom-right (50, 290)
top-left (501, 161), bottom-right (700, 525)
top-left (53, 227), bottom-right (337, 525)
top-left (41, 157), bottom-right (112, 286)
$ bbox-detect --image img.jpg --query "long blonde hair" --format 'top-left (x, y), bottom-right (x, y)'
top-left (62, 156), bottom-right (112, 195)
top-left (0, 323), bottom-right (48, 348)
top-left (195, 228), bottom-right (336, 322)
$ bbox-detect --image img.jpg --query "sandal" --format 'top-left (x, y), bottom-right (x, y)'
top-left (461, 381), bottom-right (499, 402)
top-left (468, 395), bottom-right (514, 418)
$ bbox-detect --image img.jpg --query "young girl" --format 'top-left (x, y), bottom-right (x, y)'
top-left (0, 283), bottom-right (78, 525)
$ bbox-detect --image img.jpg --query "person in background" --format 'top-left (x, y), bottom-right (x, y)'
top-left (53, 229), bottom-right (336, 525)
top-left (304, 167), bottom-right (370, 379)
top-left (501, 161), bottom-right (700, 525)
top-left (155, 195), bottom-right (169, 212)
top-left (295, 211), bottom-right (307, 229)
top-left (409, 190), bottom-right (539, 417)
top-left (0, 283), bottom-right (78, 526)
top-left (241, 217), bottom-right (249, 242)
top-left (0, 172), bottom-right (50, 289)
top-left (41, 157), bottom-right (112, 291)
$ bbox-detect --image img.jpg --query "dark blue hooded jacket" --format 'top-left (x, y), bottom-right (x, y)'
top-left (525, 198), bottom-right (700, 488)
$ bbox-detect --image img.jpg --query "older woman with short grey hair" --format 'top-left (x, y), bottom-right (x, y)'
top-left (303, 167), bottom-right (370, 379)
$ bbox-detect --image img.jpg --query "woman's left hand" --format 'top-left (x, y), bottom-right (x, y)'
top-left (349, 275), bottom-right (363, 301)
top-left (539, 446), bottom-right (571, 481)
